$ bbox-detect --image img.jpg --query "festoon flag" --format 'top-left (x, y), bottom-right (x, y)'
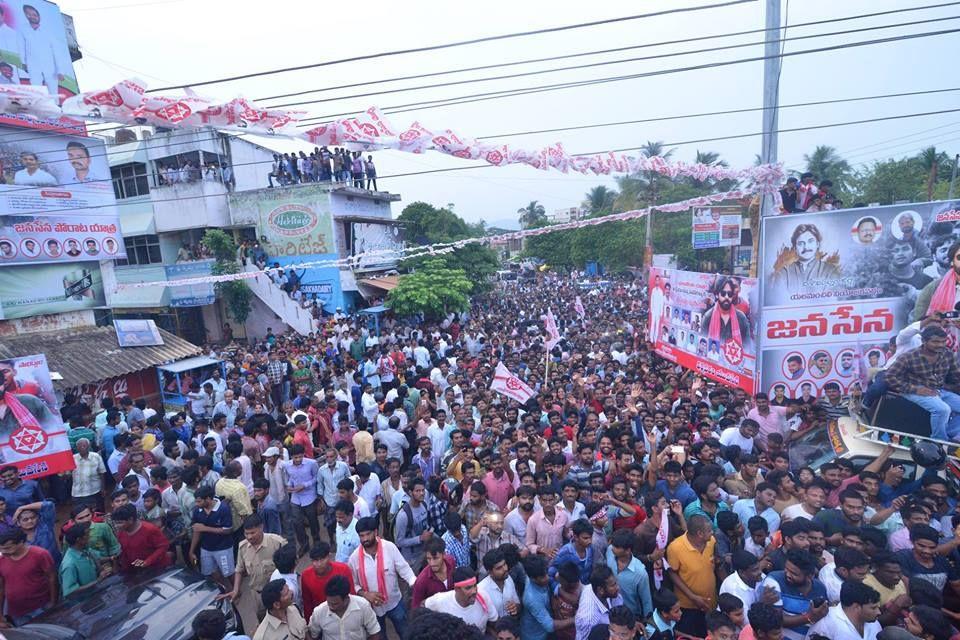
top-left (490, 362), bottom-right (536, 404)
top-left (544, 308), bottom-right (561, 351)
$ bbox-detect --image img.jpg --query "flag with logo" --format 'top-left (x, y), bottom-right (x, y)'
top-left (574, 296), bottom-right (586, 321)
top-left (490, 362), bottom-right (536, 404)
top-left (544, 309), bottom-right (561, 350)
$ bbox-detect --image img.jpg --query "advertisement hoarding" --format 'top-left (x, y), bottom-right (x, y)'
top-left (648, 267), bottom-right (758, 393)
top-left (0, 127), bottom-right (124, 264)
top-left (692, 205), bottom-right (741, 249)
top-left (165, 259), bottom-right (215, 307)
top-left (0, 261), bottom-right (105, 319)
top-left (114, 318), bottom-right (164, 347)
top-left (229, 184), bottom-right (335, 258)
top-left (352, 222), bottom-right (403, 270)
top-left (0, 0), bottom-right (82, 132)
top-left (0, 353), bottom-right (74, 479)
top-left (758, 200), bottom-right (960, 399)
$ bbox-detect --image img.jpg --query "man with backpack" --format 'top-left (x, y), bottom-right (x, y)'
top-left (393, 478), bottom-right (431, 570)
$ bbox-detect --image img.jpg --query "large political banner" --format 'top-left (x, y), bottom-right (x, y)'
top-left (0, 261), bottom-right (105, 319)
top-left (0, 126), bottom-right (124, 264)
top-left (648, 267), bottom-right (759, 393)
top-left (228, 184), bottom-right (335, 258)
top-left (0, 353), bottom-right (73, 479)
top-left (758, 200), bottom-right (960, 399)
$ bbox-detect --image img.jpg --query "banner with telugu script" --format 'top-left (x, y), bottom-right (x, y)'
top-left (758, 200), bottom-right (960, 400)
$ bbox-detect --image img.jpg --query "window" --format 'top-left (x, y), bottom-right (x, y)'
top-left (111, 162), bottom-right (150, 199)
top-left (115, 234), bottom-right (161, 266)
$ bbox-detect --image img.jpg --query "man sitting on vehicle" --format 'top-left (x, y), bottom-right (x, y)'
top-left (885, 325), bottom-right (960, 442)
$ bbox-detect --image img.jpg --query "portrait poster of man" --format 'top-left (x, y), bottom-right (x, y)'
top-left (0, 1), bottom-right (78, 98)
top-left (759, 200), bottom-right (960, 398)
top-left (648, 267), bottom-right (758, 393)
top-left (0, 353), bottom-right (73, 478)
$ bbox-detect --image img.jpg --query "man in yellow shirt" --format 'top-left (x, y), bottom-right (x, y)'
top-left (666, 514), bottom-right (717, 639)
top-left (863, 551), bottom-right (910, 626)
top-left (352, 421), bottom-right (374, 464)
top-left (215, 461), bottom-right (253, 537)
top-left (253, 579), bottom-right (306, 640)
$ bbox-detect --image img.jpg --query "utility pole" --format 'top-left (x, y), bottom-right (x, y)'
top-left (949, 153), bottom-right (959, 200)
top-left (759, 0), bottom-right (782, 216)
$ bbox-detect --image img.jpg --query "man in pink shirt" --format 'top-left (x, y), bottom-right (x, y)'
top-left (525, 487), bottom-right (570, 559)
top-left (482, 454), bottom-right (515, 511)
top-left (746, 393), bottom-right (789, 451)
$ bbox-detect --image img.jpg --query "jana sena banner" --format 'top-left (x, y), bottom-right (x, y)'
top-left (0, 353), bottom-right (74, 479)
top-left (758, 199), bottom-right (960, 401)
top-left (648, 267), bottom-right (759, 393)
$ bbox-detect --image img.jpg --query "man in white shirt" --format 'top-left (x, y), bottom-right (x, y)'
top-left (202, 370), bottom-right (227, 403)
top-left (806, 580), bottom-right (882, 640)
top-left (818, 546), bottom-right (871, 605)
top-left (307, 573), bottom-right (380, 640)
top-left (349, 516), bottom-right (416, 638)
top-left (719, 549), bottom-right (765, 610)
top-left (424, 566), bottom-right (498, 632)
top-left (477, 549), bottom-right (520, 619)
top-left (20, 4), bottom-right (69, 95)
top-left (0, 6), bottom-right (24, 83)
top-left (413, 341), bottom-right (431, 370)
top-left (720, 419), bottom-right (759, 454)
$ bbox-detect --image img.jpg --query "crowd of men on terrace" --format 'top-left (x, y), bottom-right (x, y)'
top-left (1, 273), bottom-right (958, 640)
top-left (269, 148), bottom-right (377, 191)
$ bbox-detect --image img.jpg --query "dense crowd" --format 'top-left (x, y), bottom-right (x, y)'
top-left (269, 148), bottom-right (377, 191)
top-left (1, 274), bottom-right (958, 640)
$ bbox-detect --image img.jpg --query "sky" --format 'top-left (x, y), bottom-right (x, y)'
top-left (61, 0), bottom-right (960, 228)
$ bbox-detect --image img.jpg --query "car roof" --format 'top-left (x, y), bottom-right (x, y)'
top-left (19, 568), bottom-right (222, 640)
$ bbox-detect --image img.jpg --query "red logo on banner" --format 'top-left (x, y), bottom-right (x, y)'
top-left (88, 88), bottom-right (123, 107)
top-left (505, 377), bottom-right (524, 391)
top-left (155, 102), bottom-right (193, 123)
top-left (10, 425), bottom-right (48, 455)
top-left (486, 150), bottom-right (504, 165)
top-left (722, 340), bottom-right (743, 366)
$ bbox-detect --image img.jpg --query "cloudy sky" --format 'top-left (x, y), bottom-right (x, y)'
top-left (62, 0), bottom-right (960, 228)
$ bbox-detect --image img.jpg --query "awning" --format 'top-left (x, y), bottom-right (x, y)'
top-left (120, 210), bottom-right (156, 236)
top-left (156, 355), bottom-right (221, 374)
top-left (0, 326), bottom-right (202, 389)
top-left (357, 275), bottom-right (400, 291)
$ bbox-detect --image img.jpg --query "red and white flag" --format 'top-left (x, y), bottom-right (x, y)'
top-left (653, 510), bottom-right (671, 589)
top-left (544, 309), bottom-right (561, 350)
top-left (574, 296), bottom-right (586, 321)
top-left (490, 362), bottom-right (536, 404)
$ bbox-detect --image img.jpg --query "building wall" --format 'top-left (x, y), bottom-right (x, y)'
top-left (152, 180), bottom-right (230, 232)
top-left (228, 138), bottom-right (276, 192)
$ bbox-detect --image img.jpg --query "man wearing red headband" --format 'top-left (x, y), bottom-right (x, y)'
top-left (424, 565), bottom-right (499, 633)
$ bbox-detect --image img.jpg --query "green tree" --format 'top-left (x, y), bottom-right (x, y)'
top-left (202, 229), bottom-right (253, 324)
top-left (386, 257), bottom-right (472, 318)
top-left (804, 145), bottom-right (852, 198)
top-left (851, 157), bottom-right (926, 206)
top-left (583, 186), bottom-right (617, 215)
top-left (518, 200), bottom-right (547, 229)
top-left (918, 146), bottom-right (949, 201)
top-left (397, 201), bottom-right (498, 292)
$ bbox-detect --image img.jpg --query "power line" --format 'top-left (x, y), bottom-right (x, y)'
top-left (255, 1), bottom-right (960, 103)
top-left (298, 26), bottom-right (960, 123)
top-left (267, 15), bottom-right (960, 110)
top-left (147, 0), bottom-right (755, 92)
top-left (5, 106), bottom-right (958, 217)
top-left (474, 87), bottom-right (960, 141)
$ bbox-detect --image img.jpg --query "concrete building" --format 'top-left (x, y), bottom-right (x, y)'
top-left (102, 127), bottom-right (403, 342)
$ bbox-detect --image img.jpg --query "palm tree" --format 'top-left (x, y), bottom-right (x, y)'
top-left (518, 200), bottom-right (547, 228)
top-left (639, 141), bottom-right (676, 205)
top-left (803, 145), bottom-right (852, 192)
top-left (583, 185), bottom-right (618, 215)
top-left (918, 146), bottom-right (948, 201)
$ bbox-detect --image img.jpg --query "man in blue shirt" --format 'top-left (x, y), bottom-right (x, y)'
top-left (520, 555), bottom-right (575, 640)
top-left (0, 465), bottom-right (42, 512)
top-left (549, 518), bottom-right (594, 583)
top-left (606, 529), bottom-right (653, 619)
top-left (189, 485), bottom-right (235, 591)
top-left (760, 549), bottom-right (828, 640)
top-left (732, 481), bottom-right (781, 540)
top-left (651, 460), bottom-right (697, 507)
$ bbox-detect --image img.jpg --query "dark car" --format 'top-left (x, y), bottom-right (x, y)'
top-left (3, 567), bottom-right (242, 640)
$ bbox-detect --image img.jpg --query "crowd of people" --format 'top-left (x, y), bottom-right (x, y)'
top-left (269, 148), bottom-right (377, 191)
top-left (158, 160), bottom-right (235, 190)
top-left (1, 274), bottom-right (958, 640)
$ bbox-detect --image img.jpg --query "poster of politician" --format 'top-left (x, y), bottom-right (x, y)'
top-left (648, 267), bottom-right (759, 393)
top-left (759, 199), bottom-right (960, 397)
top-left (0, 126), bottom-right (124, 264)
top-left (0, 353), bottom-right (73, 479)
top-left (0, 1), bottom-right (77, 98)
